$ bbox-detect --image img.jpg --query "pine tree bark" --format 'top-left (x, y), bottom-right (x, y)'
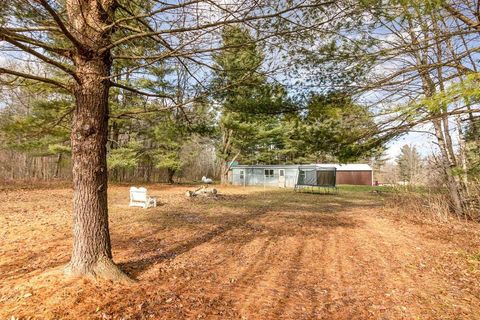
top-left (65, 54), bottom-right (127, 280)
top-left (63, 0), bottom-right (130, 281)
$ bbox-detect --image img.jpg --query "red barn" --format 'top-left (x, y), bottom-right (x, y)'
top-left (333, 164), bottom-right (373, 186)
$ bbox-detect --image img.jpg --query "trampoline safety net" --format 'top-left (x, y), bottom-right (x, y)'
top-left (295, 166), bottom-right (337, 193)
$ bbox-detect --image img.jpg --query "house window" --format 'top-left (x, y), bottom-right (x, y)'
top-left (279, 169), bottom-right (285, 177)
top-left (264, 169), bottom-right (274, 178)
top-left (240, 170), bottom-right (244, 179)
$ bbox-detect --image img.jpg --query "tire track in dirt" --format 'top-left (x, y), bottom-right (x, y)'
top-left (334, 214), bottom-right (412, 319)
top-left (273, 233), bottom-right (330, 320)
top-left (226, 211), bottom-right (347, 320)
top-left (302, 235), bottom-right (328, 319)
top-left (258, 211), bottom-right (437, 319)
top-left (210, 212), bottom-right (372, 319)
top-left (318, 210), bottom-right (478, 320)
top-left (234, 236), bottom-right (303, 319)
top-left (270, 237), bottom-right (306, 319)
top-left (217, 236), bottom-right (275, 289)
top-left (309, 220), bottom-right (377, 319)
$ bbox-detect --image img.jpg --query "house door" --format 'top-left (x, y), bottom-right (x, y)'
top-left (239, 170), bottom-right (245, 186)
top-left (278, 169), bottom-right (286, 187)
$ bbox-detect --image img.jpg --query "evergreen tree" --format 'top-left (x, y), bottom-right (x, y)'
top-left (0, 83), bottom-right (72, 177)
top-left (211, 25), bottom-right (287, 183)
top-left (283, 92), bottom-right (382, 163)
top-left (396, 144), bottom-right (423, 184)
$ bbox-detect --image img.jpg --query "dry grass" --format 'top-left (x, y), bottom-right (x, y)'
top-left (384, 191), bottom-right (452, 223)
top-left (1, 184), bottom-right (480, 319)
top-left (384, 186), bottom-right (480, 223)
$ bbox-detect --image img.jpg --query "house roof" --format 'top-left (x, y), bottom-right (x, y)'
top-left (231, 163), bottom-right (372, 171)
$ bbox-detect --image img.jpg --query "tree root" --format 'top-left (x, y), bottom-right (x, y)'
top-left (64, 256), bottom-right (135, 283)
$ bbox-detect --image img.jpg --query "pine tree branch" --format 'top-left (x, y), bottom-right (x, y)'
top-left (3, 26), bottom-right (60, 32)
top-left (0, 31), bottom-right (78, 81)
top-left (0, 27), bottom-right (71, 57)
top-left (37, 0), bottom-right (84, 49)
top-left (0, 67), bottom-right (70, 90)
top-left (109, 81), bottom-right (174, 100)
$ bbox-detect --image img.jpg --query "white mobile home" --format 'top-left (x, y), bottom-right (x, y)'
top-left (229, 164), bottom-right (373, 187)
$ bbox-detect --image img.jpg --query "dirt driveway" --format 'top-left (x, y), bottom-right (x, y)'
top-left (1, 184), bottom-right (479, 319)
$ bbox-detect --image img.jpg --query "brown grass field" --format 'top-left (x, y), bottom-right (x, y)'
top-left (1, 183), bottom-right (480, 319)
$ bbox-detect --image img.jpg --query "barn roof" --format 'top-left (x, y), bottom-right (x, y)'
top-left (320, 164), bottom-right (373, 171)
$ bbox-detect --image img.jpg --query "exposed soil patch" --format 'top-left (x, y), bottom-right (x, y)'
top-left (1, 184), bottom-right (479, 319)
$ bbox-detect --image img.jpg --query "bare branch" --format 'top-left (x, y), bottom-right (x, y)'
top-left (443, 4), bottom-right (480, 32)
top-left (101, 1), bottom-right (334, 52)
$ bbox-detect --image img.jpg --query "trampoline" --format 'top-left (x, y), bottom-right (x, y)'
top-left (294, 166), bottom-right (338, 194)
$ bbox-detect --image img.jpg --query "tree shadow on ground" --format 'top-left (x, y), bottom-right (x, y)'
top-left (117, 189), bottom-right (377, 278)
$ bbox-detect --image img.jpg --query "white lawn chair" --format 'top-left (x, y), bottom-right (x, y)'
top-left (201, 176), bottom-right (213, 184)
top-left (129, 187), bottom-right (157, 209)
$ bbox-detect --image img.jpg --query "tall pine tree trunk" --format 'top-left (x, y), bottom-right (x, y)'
top-left (64, 0), bottom-right (129, 281)
top-left (65, 55), bottom-right (127, 280)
